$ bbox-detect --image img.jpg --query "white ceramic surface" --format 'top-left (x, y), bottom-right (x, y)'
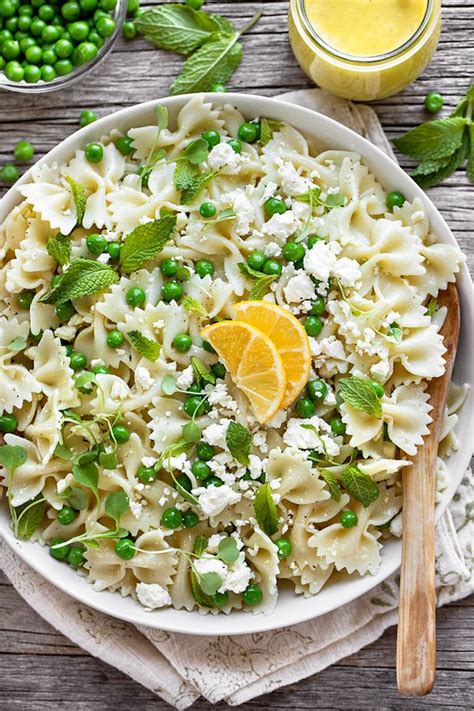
top-left (1, 93), bottom-right (473, 636)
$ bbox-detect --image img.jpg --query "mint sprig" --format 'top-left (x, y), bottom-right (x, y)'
top-left (66, 176), bottom-right (87, 226)
top-left (254, 482), bottom-right (279, 537)
top-left (128, 330), bottom-right (161, 362)
top-left (40, 258), bottom-right (119, 305)
top-left (191, 356), bottom-right (216, 386)
top-left (181, 295), bottom-right (208, 317)
top-left (174, 160), bottom-right (199, 192)
top-left (119, 215), bottom-right (177, 273)
top-left (393, 83), bottom-right (474, 188)
top-left (46, 233), bottom-right (71, 266)
top-left (341, 465), bottom-right (379, 508)
top-left (226, 421), bottom-right (251, 466)
top-left (338, 377), bottom-right (383, 418)
top-left (181, 169), bottom-right (220, 204)
top-left (260, 117), bottom-right (284, 147)
top-left (238, 261), bottom-right (278, 299)
top-left (15, 495), bottom-right (47, 539)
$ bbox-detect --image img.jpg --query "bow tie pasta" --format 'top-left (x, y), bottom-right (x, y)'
top-left (0, 95), bottom-right (467, 615)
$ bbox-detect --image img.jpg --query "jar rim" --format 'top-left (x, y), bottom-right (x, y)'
top-left (297, 0), bottom-right (434, 63)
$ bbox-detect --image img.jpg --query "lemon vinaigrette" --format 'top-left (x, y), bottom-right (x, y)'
top-left (289, 0), bottom-right (442, 100)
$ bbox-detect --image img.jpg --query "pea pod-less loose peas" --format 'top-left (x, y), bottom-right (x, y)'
top-left (0, 0), bottom-right (118, 84)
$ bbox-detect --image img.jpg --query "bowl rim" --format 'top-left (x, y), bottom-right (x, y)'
top-left (0, 92), bottom-right (473, 636)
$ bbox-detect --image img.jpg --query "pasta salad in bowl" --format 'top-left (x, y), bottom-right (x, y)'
top-left (0, 94), bottom-right (472, 635)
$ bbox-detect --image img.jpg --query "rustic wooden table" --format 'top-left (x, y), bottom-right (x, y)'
top-left (1, 0), bottom-right (473, 708)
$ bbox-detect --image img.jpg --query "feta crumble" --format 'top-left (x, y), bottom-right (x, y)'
top-left (136, 582), bottom-right (171, 610)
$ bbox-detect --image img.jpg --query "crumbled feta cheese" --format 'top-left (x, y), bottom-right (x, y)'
top-left (261, 181), bottom-right (278, 203)
top-left (176, 211), bottom-right (188, 230)
top-left (202, 421), bottom-right (230, 449)
top-left (314, 336), bottom-right (349, 376)
top-left (277, 161), bottom-right (311, 196)
top-left (207, 142), bottom-right (241, 174)
top-left (136, 582), bottom-right (171, 610)
top-left (261, 210), bottom-right (298, 244)
top-left (284, 271), bottom-right (316, 303)
top-left (221, 552), bottom-right (253, 594)
top-left (265, 409), bottom-right (288, 428)
top-left (111, 379), bottom-right (129, 401)
top-left (193, 556), bottom-right (228, 579)
top-left (253, 431), bottom-right (268, 453)
top-left (303, 240), bottom-right (336, 283)
top-left (176, 365), bottom-right (194, 389)
top-left (283, 417), bottom-right (340, 456)
top-left (333, 257), bottom-right (361, 288)
top-left (97, 253), bottom-right (111, 264)
top-left (207, 383), bottom-right (239, 413)
top-left (141, 456), bottom-right (157, 468)
top-left (130, 500), bottom-right (143, 519)
top-left (135, 366), bottom-right (154, 390)
top-left (247, 454), bottom-right (266, 480)
top-left (206, 533), bottom-right (225, 552)
top-left (224, 188), bottom-right (255, 236)
top-left (195, 484), bottom-right (241, 517)
top-left (264, 241), bottom-right (282, 258)
top-left (56, 478), bottom-right (70, 495)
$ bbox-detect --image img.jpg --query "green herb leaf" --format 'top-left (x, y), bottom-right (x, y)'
top-left (135, 4), bottom-right (234, 55)
top-left (170, 34), bottom-right (243, 95)
top-left (54, 443), bottom-right (73, 461)
top-left (393, 117), bottom-right (468, 161)
top-left (260, 117), bottom-right (284, 146)
top-left (467, 123), bottom-right (474, 183)
top-left (66, 176), bottom-right (87, 226)
top-left (182, 421), bottom-right (202, 443)
top-left (8, 336), bottom-right (27, 352)
top-left (217, 536), bottom-right (239, 564)
top-left (413, 131), bottom-right (470, 189)
top-left (249, 274), bottom-right (277, 300)
top-left (98, 451), bottom-right (118, 469)
top-left (181, 295), bottom-right (208, 317)
top-left (72, 462), bottom-right (99, 494)
top-left (0, 445), bottom-right (27, 474)
top-left (40, 258), bottom-right (119, 305)
top-left (128, 330), bottom-right (161, 362)
top-left (193, 533), bottom-right (208, 556)
top-left (176, 481), bottom-right (199, 505)
top-left (181, 169), bottom-right (220, 204)
top-left (74, 371), bottom-right (96, 392)
top-left (119, 215), bottom-right (177, 273)
top-left (341, 465), bottom-right (380, 508)
top-left (339, 377), bottom-right (383, 418)
top-left (198, 570), bottom-right (222, 596)
top-left (173, 159), bottom-right (199, 191)
top-left (104, 491), bottom-right (129, 522)
top-left (47, 233), bottom-right (71, 267)
top-left (294, 187), bottom-right (345, 210)
top-left (320, 469), bottom-right (341, 502)
top-left (226, 421), bottom-right (251, 466)
top-left (15, 496), bottom-right (47, 538)
top-left (386, 322), bottom-right (402, 343)
top-left (189, 568), bottom-right (214, 607)
top-left (67, 487), bottom-right (87, 510)
top-left (254, 482), bottom-right (279, 536)
top-left (161, 374), bottom-right (178, 395)
top-left (180, 138), bottom-right (209, 165)
top-left (202, 207), bottom-right (236, 232)
top-left (426, 297), bottom-right (437, 318)
top-left (325, 193), bottom-right (345, 208)
top-left (191, 355), bottom-right (216, 386)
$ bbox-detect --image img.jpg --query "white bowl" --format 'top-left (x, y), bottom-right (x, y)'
top-left (1, 93), bottom-right (473, 636)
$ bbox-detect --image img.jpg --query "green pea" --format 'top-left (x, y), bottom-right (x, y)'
top-left (176, 266), bottom-right (191, 281)
top-left (242, 583), bottom-right (263, 606)
top-left (264, 196), bottom-right (287, 216)
top-left (424, 92), bottom-right (444, 114)
top-left (160, 257), bottom-right (178, 277)
top-left (386, 191), bottom-right (405, 210)
top-left (4, 60), bottom-right (24, 82)
top-left (24, 63), bottom-right (41, 83)
top-left (191, 460), bottom-right (210, 480)
top-left (0, 414), bottom-right (18, 433)
top-left (211, 362), bottom-right (226, 380)
top-left (183, 395), bottom-right (208, 418)
top-left (85, 142), bottom-right (103, 162)
top-left (88, 29), bottom-right (104, 47)
top-left (182, 510), bottom-right (199, 528)
top-left (54, 58), bottom-right (73, 75)
top-left (329, 417), bottom-right (346, 436)
top-left (340, 510), bottom-right (358, 528)
top-left (0, 1), bottom-right (15, 18)
top-left (185, 0), bottom-right (203, 9)
top-left (282, 240), bottom-right (305, 263)
top-left (17, 289), bottom-right (35, 309)
top-left (86, 232), bottom-right (107, 255)
top-left (106, 241), bottom-right (120, 259)
top-left (55, 37), bottom-right (73, 57)
top-left (199, 201), bottom-right (216, 218)
top-left (161, 280), bottom-right (183, 303)
top-left (137, 465), bottom-right (156, 484)
top-left (17, 14), bottom-right (31, 30)
top-left (310, 296), bottom-right (325, 316)
top-left (307, 379), bottom-right (327, 402)
top-left (72, 40), bottom-right (97, 65)
top-left (80, 0), bottom-right (97, 10)
top-left (96, 14), bottom-right (115, 37)
top-left (161, 506), bottom-right (182, 529)
top-left (41, 24), bottom-right (60, 42)
top-left (227, 138), bottom-right (241, 153)
top-left (173, 333), bottom-right (192, 353)
top-left (2, 38), bottom-right (20, 59)
top-left (295, 397), bottom-right (315, 418)
top-left (55, 300), bottom-right (75, 322)
top-left (106, 329), bottom-right (124, 348)
top-left (79, 109), bottom-right (97, 126)
top-left (38, 4), bottom-right (55, 21)
top-left (91, 363), bottom-right (109, 374)
top-left (49, 538), bottom-right (70, 560)
top-left (30, 18), bottom-right (46, 36)
top-left (204, 476), bottom-right (223, 488)
top-left (18, 5), bottom-right (34, 16)
top-left (69, 350), bottom-right (87, 371)
top-left (57, 505), bottom-right (77, 525)
top-left (126, 0), bottom-right (139, 13)
top-left (237, 121), bottom-right (258, 143)
top-left (19, 36), bottom-right (35, 52)
top-left (67, 546), bottom-right (86, 567)
top-left (126, 286), bottom-right (146, 307)
top-left (212, 591), bottom-right (228, 606)
top-left (196, 442), bottom-right (214, 461)
top-left (100, 0), bottom-right (117, 8)
top-left (195, 259), bottom-right (214, 278)
top-left (247, 250), bottom-right (266, 271)
top-left (61, 1), bottom-right (81, 21)
top-left (115, 135), bottom-right (133, 155)
top-left (274, 538), bottom-right (292, 559)
top-left (122, 19), bottom-right (136, 40)
top-left (114, 538), bottom-right (135, 560)
top-left (69, 20), bottom-right (89, 41)
top-left (262, 259), bottom-right (282, 276)
top-left (41, 48), bottom-right (56, 64)
top-left (0, 162), bottom-right (20, 183)
top-left (201, 129), bottom-right (220, 149)
top-left (303, 315), bottom-right (322, 337)
top-left (368, 379), bottom-right (384, 398)
top-left (112, 424), bottom-right (130, 444)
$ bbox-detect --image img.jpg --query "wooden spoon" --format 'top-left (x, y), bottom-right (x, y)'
top-left (396, 282), bottom-right (460, 696)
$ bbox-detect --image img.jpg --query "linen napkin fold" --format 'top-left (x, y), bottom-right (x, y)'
top-left (1, 89), bottom-right (473, 709)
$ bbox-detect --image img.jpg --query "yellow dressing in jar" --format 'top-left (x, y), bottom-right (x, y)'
top-left (289, 0), bottom-right (442, 100)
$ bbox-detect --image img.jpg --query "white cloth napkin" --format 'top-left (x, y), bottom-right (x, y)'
top-left (1, 89), bottom-right (473, 709)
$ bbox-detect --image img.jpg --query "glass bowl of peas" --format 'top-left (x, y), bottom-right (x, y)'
top-left (0, 0), bottom-right (127, 92)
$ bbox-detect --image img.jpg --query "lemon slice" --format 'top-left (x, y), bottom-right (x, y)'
top-left (200, 320), bottom-right (287, 423)
top-left (232, 301), bottom-right (311, 408)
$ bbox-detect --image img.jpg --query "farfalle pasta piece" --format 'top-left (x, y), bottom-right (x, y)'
top-left (33, 329), bottom-right (79, 409)
top-left (266, 447), bottom-right (329, 504)
top-left (243, 526), bottom-right (280, 614)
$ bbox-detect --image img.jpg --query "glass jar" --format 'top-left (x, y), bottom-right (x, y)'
top-left (289, 0), bottom-right (442, 101)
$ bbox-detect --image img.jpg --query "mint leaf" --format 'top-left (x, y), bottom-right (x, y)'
top-left (182, 295), bottom-right (208, 317)
top-left (193, 534), bottom-right (208, 556)
top-left (254, 482), bottom-right (279, 536)
top-left (325, 193), bottom-right (345, 208)
top-left (104, 491), bottom-right (129, 523)
top-left (54, 443), bottom-right (73, 461)
top-left (47, 233), bottom-right (71, 266)
top-left (174, 160), bottom-right (199, 191)
top-left (0, 444), bottom-right (27, 474)
top-left (339, 377), bottom-right (382, 418)
top-left (202, 207), bottom-right (236, 232)
top-left (341, 465), bottom-right (379, 508)
top-left (180, 138), bottom-right (209, 165)
top-left (386, 322), bottom-right (402, 343)
top-left (98, 451), bottom-right (117, 469)
top-left (198, 570), bottom-right (222, 596)
top-left (238, 261), bottom-right (278, 299)
top-left (413, 131), bottom-right (469, 189)
top-left (170, 35), bottom-right (243, 95)
top-left (67, 487), bottom-right (87, 510)
top-left (466, 123), bottom-right (474, 183)
top-left (15, 495), bottom-right (47, 538)
top-left (72, 462), bottom-right (99, 494)
top-left (226, 421), bottom-right (251, 465)
top-left (161, 374), bottom-right (178, 395)
top-left (8, 336), bottom-right (27, 352)
top-left (320, 469), bottom-right (341, 502)
top-left (40, 258), bottom-right (119, 305)
top-left (67, 176), bottom-right (86, 226)
top-left (181, 169), bottom-right (220, 204)
top-left (120, 215), bottom-right (176, 273)
top-left (135, 4), bottom-right (235, 55)
top-left (191, 355), bottom-right (216, 386)
top-left (128, 330), bottom-right (161, 362)
top-left (393, 117), bottom-right (468, 161)
top-left (260, 117), bottom-right (284, 147)
top-left (294, 187), bottom-right (345, 210)
top-left (217, 536), bottom-right (239, 564)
